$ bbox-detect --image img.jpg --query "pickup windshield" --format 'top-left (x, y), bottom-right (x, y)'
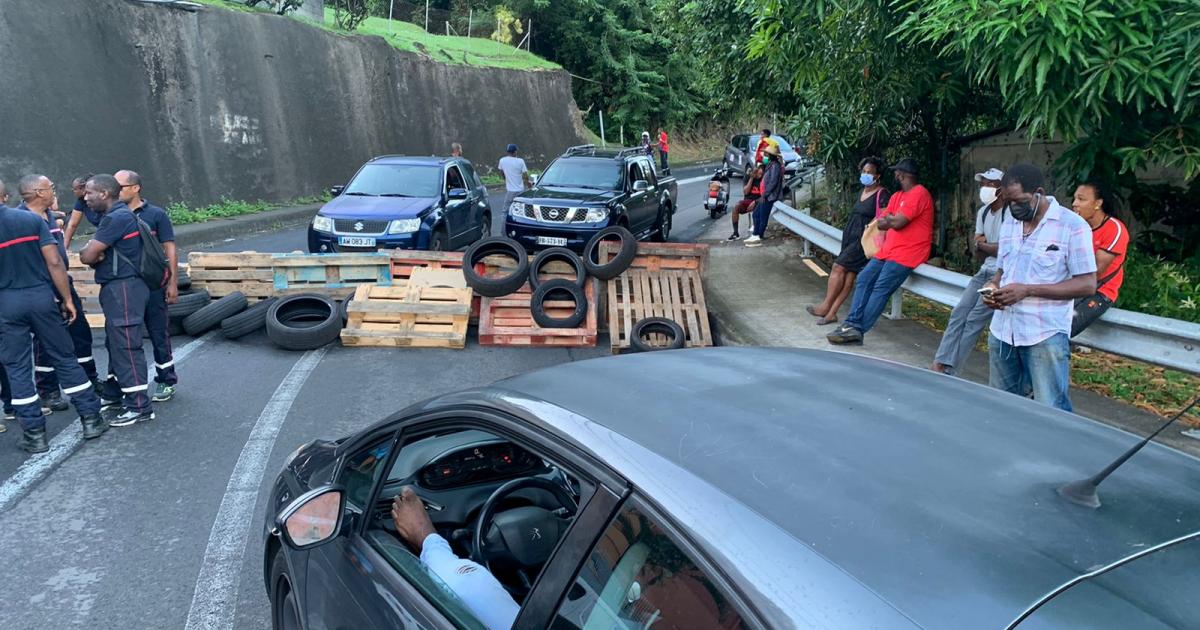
top-left (345, 164), bottom-right (441, 197)
top-left (537, 160), bottom-right (622, 191)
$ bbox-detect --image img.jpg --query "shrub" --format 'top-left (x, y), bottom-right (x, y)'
top-left (245, 0), bottom-right (304, 15)
top-left (330, 0), bottom-right (369, 30)
top-left (1117, 249), bottom-right (1200, 323)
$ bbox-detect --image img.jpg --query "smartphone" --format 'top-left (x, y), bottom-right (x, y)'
top-left (977, 287), bottom-right (995, 296)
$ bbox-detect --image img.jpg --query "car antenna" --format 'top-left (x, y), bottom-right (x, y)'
top-left (1058, 396), bottom-right (1199, 508)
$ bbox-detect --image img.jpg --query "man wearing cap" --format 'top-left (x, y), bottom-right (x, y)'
top-left (743, 142), bottom-right (785, 246)
top-left (931, 168), bottom-right (1006, 375)
top-left (828, 157), bottom-right (934, 344)
top-left (498, 144), bottom-right (531, 223)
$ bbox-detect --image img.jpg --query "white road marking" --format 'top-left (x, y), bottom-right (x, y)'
top-left (0, 331), bottom-right (217, 513)
top-left (184, 347), bottom-right (328, 630)
top-left (676, 174), bottom-right (712, 186)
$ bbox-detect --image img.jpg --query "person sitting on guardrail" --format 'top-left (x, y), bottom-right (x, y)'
top-left (980, 163), bottom-right (1096, 412)
top-left (744, 143), bottom-right (785, 246)
top-left (1069, 179), bottom-right (1128, 337)
top-left (931, 168), bottom-right (1006, 375)
top-left (807, 157), bottom-right (890, 325)
top-left (827, 158), bottom-right (933, 344)
top-left (729, 164), bottom-right (763, 240)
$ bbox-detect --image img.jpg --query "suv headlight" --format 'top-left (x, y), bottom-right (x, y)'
top-left (584, 207), bottom-right (608, 222)
top-left (387, 218), bottom-right (422, 234)
top-left (508, 202), bottom-right (528, 217)
top-left (312, 215), bottom-right (334, 232)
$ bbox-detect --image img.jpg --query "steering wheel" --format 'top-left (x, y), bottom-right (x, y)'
top-left (471, 477), bottom-right (578, 574)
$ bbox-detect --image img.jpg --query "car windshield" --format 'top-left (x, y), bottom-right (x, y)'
top-left (537, 159), bottom-right (622, 190)
top-left (344, 164), bottom-right (441, 197)
top-left (750, 134), bottom-right (796, 153)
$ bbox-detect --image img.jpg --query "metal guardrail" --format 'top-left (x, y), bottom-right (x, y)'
top-left (773, 202), bottom-right (1200, 374)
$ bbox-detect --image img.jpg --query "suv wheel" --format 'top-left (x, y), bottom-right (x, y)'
top-left (429, 229), bottom-right (447, 251)
top-left (652, 206), bottom-right (672, 242)
top-left (478, 213), bottom-right (492, 242)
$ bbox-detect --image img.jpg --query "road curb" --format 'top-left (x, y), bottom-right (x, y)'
top-left (174, 203), bottom-right (321, 248)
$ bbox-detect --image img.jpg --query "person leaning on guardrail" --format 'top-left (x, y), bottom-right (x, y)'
top-left (931, 167), bottom-right (1006, 375)
top-left (980, 163), bottom-right (1097, 412)
top-left (1069, 179), bottom-right (1129, 337)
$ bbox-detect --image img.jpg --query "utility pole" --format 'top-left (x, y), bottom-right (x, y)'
top-left (467, 9), bottom-right (472, 38)
top-left (527, 19), bottom-right (532, 50)
top-left (388, 0), bottom-right (394, 33)
top-left (599, 110), bottom-right (606, 148)
top-left (425, 0), bottom-right (430, 32)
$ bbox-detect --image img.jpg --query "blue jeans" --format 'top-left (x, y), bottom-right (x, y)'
top-left (988, 332), bottom-right (1072, 411)
top-left (751, 197), bottom-right (773, 237)
top-left (844, 259), bottom-right (913, 334)
top-left (933, 266), bottom-right (996, 375)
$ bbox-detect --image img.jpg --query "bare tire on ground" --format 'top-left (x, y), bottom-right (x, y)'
top-left (266, 293), bottom-right (343, 351)
top-left (221, 297), bottom-right (279, 339)
top-left (167, 290), bottom-right (210, 319)
top-left (183, 291), bottom-right (248, 336)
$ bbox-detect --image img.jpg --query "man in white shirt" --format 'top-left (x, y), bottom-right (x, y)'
top-left (498, 144), bottom-right (532, 218)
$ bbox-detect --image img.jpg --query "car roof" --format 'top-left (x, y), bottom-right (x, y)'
top-left (367, 155), bottom-right (454, 166)
top-left (461, 347), bottom-right (1200, 629)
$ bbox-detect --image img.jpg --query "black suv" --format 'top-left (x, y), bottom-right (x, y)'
top-left (504, 145), bottom-right (678, 251)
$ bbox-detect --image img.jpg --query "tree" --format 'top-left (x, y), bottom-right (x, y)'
top-left (331, 0), bottom-right (370, 30)
top-left (245, 0), bottom-right (305, 15)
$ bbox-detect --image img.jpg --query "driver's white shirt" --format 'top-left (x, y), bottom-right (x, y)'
top-left (420, 533), bottom-right (520, 630)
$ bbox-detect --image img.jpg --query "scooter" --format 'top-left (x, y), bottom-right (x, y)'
top-left (705, 168), bottom-right (731, 219)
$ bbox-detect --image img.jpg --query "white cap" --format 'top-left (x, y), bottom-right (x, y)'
top-left (974, 168), bottom-right (1004, 182)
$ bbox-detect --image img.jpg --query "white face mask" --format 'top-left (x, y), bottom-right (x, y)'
top-left (979, 187), bottom-right (998, 205)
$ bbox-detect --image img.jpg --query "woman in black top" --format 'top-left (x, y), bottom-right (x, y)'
top-left (807, 157), bottom-right (890, 325)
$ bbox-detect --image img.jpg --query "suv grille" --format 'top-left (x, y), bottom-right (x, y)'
top-left (334, 219), bottom-right (389, 234)
top-left (531, 205), bottom-right (588, 224)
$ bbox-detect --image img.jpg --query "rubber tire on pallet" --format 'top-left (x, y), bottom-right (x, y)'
top-left (266, 294), bottom-right (343, 351)
top-left (167, 290), bottom-right (210, 319)
top-left (463, 236), bottom-right (529, 297)
top-left (529, 247), bottom-right (586, 292)
top-left (220, 297), bottom-right (279, 339)
top-left (582, 226), bottom-right (636, 280)
top-left (183, 291), bottom-right (248, 336)
top-left (630, 317), bottom-right (686, 352)
top-left (339, 296), bottom-right (352, 326)
top-left (530, 278), bottom-right (587, 329)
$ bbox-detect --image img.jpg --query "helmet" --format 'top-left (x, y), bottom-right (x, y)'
top-left (641, 131), bottom-right (650, 138)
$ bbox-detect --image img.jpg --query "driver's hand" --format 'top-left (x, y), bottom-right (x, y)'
top-left (391, 486), bottom-right (436, 552)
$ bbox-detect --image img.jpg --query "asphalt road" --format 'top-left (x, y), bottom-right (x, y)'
top-left (0, 163), bottom-right (721, 629)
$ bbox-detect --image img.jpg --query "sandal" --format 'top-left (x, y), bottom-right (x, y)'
top-left (816, 316), bottom-right (838, 326)
top-left (805, 305), bottom-right (825, 317)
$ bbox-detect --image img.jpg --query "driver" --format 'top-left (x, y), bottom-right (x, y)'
top-left (391, 486), bottom-right (520, 630)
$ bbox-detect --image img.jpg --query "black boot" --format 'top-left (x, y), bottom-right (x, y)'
top-left (80, 413), bottom-right (108, 440)
top-left (41, 392), bottom-right (70, 413)
top-left (19, 428), bottom-right (49, 454)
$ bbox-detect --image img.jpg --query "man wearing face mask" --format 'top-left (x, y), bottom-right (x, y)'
top-left (931, 168), bottom-right (1005, 375)
top-left (980, 163), bottom-right (1096, 411)
top-left (744, 143), bottom-right (784, 246)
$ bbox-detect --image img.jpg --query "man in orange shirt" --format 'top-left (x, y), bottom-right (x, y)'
top-left (657, 127), bottom-right (669, 171)
top-left (828, 158), bottom-right (934, 344)
top-left (1070, 179), bottom-right (1129, 336)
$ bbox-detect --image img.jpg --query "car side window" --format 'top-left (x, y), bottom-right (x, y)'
top-left (640, 158), bottom-right (658, 185)
top-left (341, 435), bottom-right (395, 511)
top-left (551, 498), bottom-right (746, 630)
top-left (459, 162), bottom-right (479, 191)
top-left (628, 162), bottom-right (644, 189)
top-left (446, 165), bottom-right (465, 193)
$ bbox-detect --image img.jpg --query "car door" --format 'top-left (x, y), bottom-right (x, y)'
top-left (458, 161), bottom-right (490, 238)
top-left (443, 164), bottom-right (472, 243)
top-left (624, 160), bottom-right (655, 234)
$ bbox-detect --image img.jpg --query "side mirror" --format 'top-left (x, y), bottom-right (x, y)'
top-left (330, 185), bottom-right (345, 197)
top-left (632, 180), bottom-right (651, 193)
top-left (447, 187), bottom-right (469, 200)
top-left (530, 172), bottom-right (541, 185)
top-left (276, 486), bottom-right (345, 550)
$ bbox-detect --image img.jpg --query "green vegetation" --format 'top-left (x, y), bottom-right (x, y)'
top-left (479, 173), bottom-right (504, 187)
top-left (1120, 251), bottom-right (1200, 323)
top-left (164, 195), bottom-right (326, 226)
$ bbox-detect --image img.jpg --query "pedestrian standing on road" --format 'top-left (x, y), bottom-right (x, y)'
top-left (657, 127), bottom-right (670, 171)
top-left (931, 168), bottom-right (1007, 374)
top-left (1069, 179), bottom-right (1128, 337)
top-left (827, 158), bottom-right (934, 345)
top-left (744, 143), bottom-right (785, 247)
top-left (981, 163), bottom-right (1097, 411)
top-left (62, 174), bottom-right (99, 246)
top-left (117, 169), bottom-right (179, 402)
top-left (16, 176), bottom-right (103, 411)
top-left (450, 142), bottom-right (463, 158)
top-left (807, 157), bottom-right (891, 325)
top-left (78, 174), bottom-right (155, 427)
top-left (498, 144), bottom-right (532, 220)
top-left (0, 176), bottom-right (107, 452)
top-left (640, 131), bottom-right (653, 158)
top-left (728, 163), bottom-right (763, 241)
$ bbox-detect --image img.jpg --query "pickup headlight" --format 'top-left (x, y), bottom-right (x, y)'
top-left (312, 215), bottom-right (334, 232)
top-left (583, 207), bottom-right (608, 222)
top-left (387, 218), bottom-right (422, 234)
top-left (508, 202), bottom-right (528, 217)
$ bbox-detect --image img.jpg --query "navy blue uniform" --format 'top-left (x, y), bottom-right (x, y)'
top-left (22, 205), bottom-right (99, 397)
top-left (74, 197), bottom-right (104, 228)
top-left (133, 200), bottom-right (177, 387)
top-left (91, 202), bottom-right (152, 414)
top-left (0, 206), bottom-right (102, 431)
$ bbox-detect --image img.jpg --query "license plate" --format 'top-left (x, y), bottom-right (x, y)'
top-left (536, 236), bottom-right (568, 247)
top-left (705, 198), bottom-right (716, 208)
top-left (338, 236), bottom-right (376, 247)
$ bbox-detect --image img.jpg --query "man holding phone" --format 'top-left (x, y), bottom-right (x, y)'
top-left (931, 168), bottom-right (1005, 375)
top-left (981, 164), bottom-right (1096, 411)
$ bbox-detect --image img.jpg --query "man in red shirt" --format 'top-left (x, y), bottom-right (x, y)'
top-left (657, 127), bottom-right (669, 171)
top-left (1069, 179), bottom-right (1128, 336)
top-left (828, 157), bottom-right (934, 344)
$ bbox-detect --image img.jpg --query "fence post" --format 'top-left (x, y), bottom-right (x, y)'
top-left (388, 0), bottom-right (394, 33)
top-left (599, 110), bottom-right (606, 148)
top-left (467, 9), bottom-right (472, 37)
top-left (425, 0), bottom-right (430, 32)
top-left (527, 19), bottom-right (532, 50)
top-left (800, 205), bottom-right (812, 258)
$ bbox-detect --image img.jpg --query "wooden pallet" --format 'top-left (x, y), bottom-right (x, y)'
top-left (188, 251), bottom-right (275, 300)
top-left (340, 268), bottom-right (471, 349)
top-left (270, 252), bottom-right (393, 299)
top-left (67, 253), bottom-right (104, 328)
top-left (389, 251), bottom-right (465, 281)
top-left (603, 242), bottom-right (712, 353)
top-left (478, 277), bottom-right (598, 347)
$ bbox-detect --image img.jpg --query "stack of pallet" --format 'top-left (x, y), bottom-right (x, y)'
top-left (477, 256), bottom-right (599, 348)
top-left (603, 242), bottom-right (712, 353)
top-left (341, 268), bottom-right (472, 349)
top-left (188, 251), bottom-right (275, 300)
top-left (66, 253), bottom-right (104, 328)
top-left (271, 252), bottom-right (393, 299)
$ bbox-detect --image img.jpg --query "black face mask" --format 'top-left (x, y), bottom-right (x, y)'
top-left (1009, 192), bottom-right (1040, 222)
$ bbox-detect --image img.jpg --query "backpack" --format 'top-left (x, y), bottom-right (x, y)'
top-left (112, 216), bottom-right (170, 290)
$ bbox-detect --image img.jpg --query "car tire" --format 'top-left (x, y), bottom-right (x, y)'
top-left (478, 212), bottom-right (492, 242)
top-left (220, 297), bottom-right (279, 339)
top-left (529, 247), bottom-right (585, 292)
top-left (270, 550), bottom-right (301, 630)
top-left (183, 291), bottom-right (248, 336)
top-left (463, 236), bottom-right (529, 297)
top-left (167, 290), bottom-right (210, 319)
top-left (429, 228), bottom-right (448, 252)
top-left (630, 316), bottom-right (686, 352)
top-left (582, 226), bottom-right (636, 280)
top-left (531, 278), bottom-right (587, 329)
top-left (266, 294), bottom-right (343, 351)
top-left (651, 205), bottom-right (672, 242)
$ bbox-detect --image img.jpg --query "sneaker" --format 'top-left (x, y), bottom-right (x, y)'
top-left (727, 232), bottom-right (740, 241)
top-left (826, 325), bottom-right (864, 345)
top-left (41, 393), bottom-right (70, 413)
top-left (744, 235), bottom-right (763, 247)
top-left (104, 408), bottom-right (155, 428)
top-left (3, 407), bottom-right (14, 421)
top-left (152, 383), bottom-right (176, 402)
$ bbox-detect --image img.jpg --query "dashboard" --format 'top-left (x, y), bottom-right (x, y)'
top-left (418, 442), bottom-right (544, 489)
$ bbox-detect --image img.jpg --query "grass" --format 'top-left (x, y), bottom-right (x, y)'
top-left (479, 173), bottom-right (504, 187)
top-left (164, 194), bottom-right (327, 226)
top-left (901, 294), bottom-right (1200, 425)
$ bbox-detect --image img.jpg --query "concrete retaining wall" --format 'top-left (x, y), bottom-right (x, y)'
top-left (0, 0), bottom-right (584, 205)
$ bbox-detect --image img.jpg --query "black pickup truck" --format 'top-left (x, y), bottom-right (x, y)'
top-left (503, 145), bottom-right (678, 250)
